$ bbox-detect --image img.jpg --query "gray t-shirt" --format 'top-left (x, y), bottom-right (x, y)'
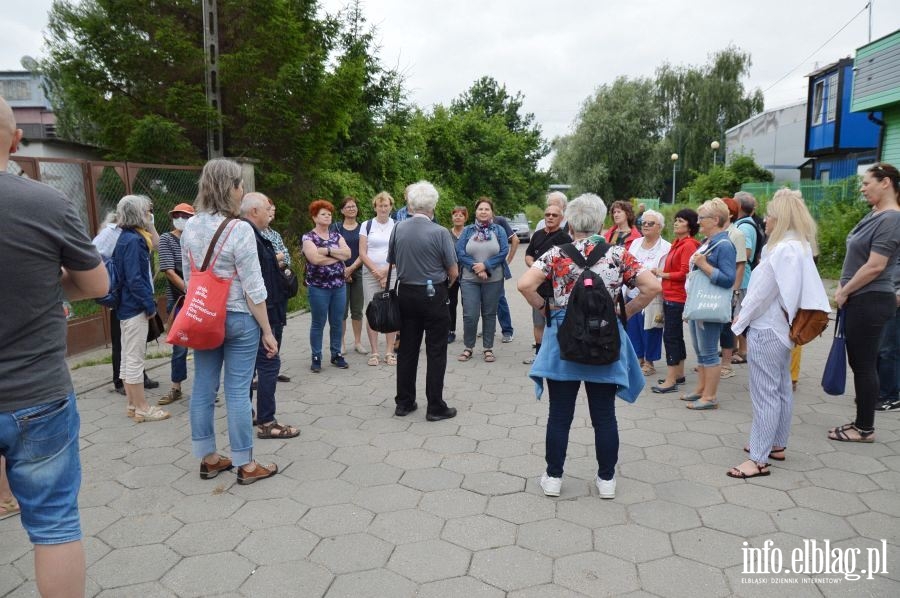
top-left (462, 235), bottom-right (503, 283)
top-left (840, 210), bottom-right (900, 297)
top-left (0, 172), bottom-right (102, 412)
top-left (389, 215), bottom-right (457, 285)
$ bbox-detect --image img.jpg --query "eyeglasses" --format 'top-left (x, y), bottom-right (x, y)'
top-left (698, 215), bottom-right (715, 220)
top-left (544, 213), bottom-right (561, 218)
top-left (641, 222), bottom-right (658, 227)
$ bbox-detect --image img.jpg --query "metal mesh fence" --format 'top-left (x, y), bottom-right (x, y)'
top-left (38, 161), bottom-right (93, 237)
top-left (740, 178), bottom-right (861, 218)
top-left (129, 166), bottom-right (199, 233)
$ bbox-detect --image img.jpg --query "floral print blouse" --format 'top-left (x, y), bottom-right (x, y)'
top-left (302, 230), bottom-right (346, 289)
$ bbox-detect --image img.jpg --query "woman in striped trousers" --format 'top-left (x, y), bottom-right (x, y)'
top-left (729, 190), bottom-right (830, 478)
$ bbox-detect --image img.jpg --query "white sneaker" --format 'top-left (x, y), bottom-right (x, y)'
top-left (596, 476), bottom-right (616, 499)
top-left (540, 473), bottom-right (562, 497)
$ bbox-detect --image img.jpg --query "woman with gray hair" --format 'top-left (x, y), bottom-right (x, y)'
top-left (518, 194), bottom-right (660, 499)
top-left (625, 209), bottom-right (670, 376)
top-left (113, 194), bottom-right (170, 422)
top-left (180, 158), bottom-right (279, 485)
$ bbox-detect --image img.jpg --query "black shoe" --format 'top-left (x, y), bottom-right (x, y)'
top-left (331, 354), bottom-right (349, 369)
top-left (657, 376), bottom-right (686, 385)
top-left (394, 402), bottom-right (418, 417)
top-left (113, 385), bottom-right (126, 396)
top-left (651, 384), bottom-right (680, 394)
top-left (876, 398), bottom-right (900, 411)
top-left (426, 407), bottom-right (457, 421)
top-left (277, 374), bottom-right (291, 382)
top-left (311, 356), bottom-right (322, 373)
top-left (143, 377), bottom-right (159, 390)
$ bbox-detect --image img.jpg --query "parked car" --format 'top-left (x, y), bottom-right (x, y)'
top-left (509, 213), bottom-right (531, 242)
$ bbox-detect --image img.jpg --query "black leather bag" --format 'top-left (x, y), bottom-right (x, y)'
top-left (282, 268), bottom-right (300, 298)
top-left (147, 311), bottom-right (166, 343)
top-left (366, 261), bottom-right (401, 333)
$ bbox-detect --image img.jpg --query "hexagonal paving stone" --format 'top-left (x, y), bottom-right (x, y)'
top-left (485, 492), bottom-right (555, 524)
top-left (368, 509), bottom-right (444, 545)
top-left (116, 464), bottom-right (185, 490)
top-left (721, 483), bottom-right (795, 512)
top-left (280, 458), bottom-right (346, 482)
top-left (339, 463), bottom-right (403, 487)
top-left (90, 545), bottom-right (180, 589)
top-left (98, 513), bottom-right (182, 548)
top-left (620, 428), bottom-right (668, 448)
top-left (422, 435), bottom-right (477, 454)
top-left (0, 564), bottom-right (24, 597)
top-left (162, 552), bottom-right (254, 596)
top-left (671, 527), bottom-right (745, 568)
top-left (461, 471), bottom-right (525, 495)
top-left (860, 489), bottom-right (900, 517)
top-left (300, 504), bottom-right (375, 538)
top-left (457, 423), bottom-right (509, 441)
top-left (330, 445), bottom-right (389, 465)
top-left (517, 519), bottom-right (593, 557)
top-left (293, 479), bottom-right (360, 507)
top-left (628, 500), bottom-right (701, 533)
top-left (241, 561), bottom-right (332, 597)
top-left (557, 496), bottom-right (627, 528)
top-left (644, 444), bottom-right (704, 466)
top-left (847, 511), bottom-right (900, 544)
top-left (595, 524), bottom-right (673, 563)
top-left (441, 514), bottom-right (517, 551)
top-left (399, 467), bottom-right (463, 491)
top-left (440, 452), bottom-right (500, 474)
top-left (420, 488), bottom-right (488, 519)
top-left (699, 503), bottom-right (777, 537)
top-left (169, 492), bottom-right (245, 523)
top-left (655, 480), bottom-right (724, 508)
top-left (771, 507), bottom-right (856, 541)
top-left (165, 519), bottom-right (250, 556)
top-left (92, 581), bottom-right (178, 598)
top-left (787, 486), bottom-right (867, 516)
top-left (639, 556), bottom-right (730, 598)
top-left (477, 438), bottom-right (531, 458)
top-left (236, 525), bottom-right (320, 564)
top-left (384, 448), bottom-right (443, 469)
top-left (232, 497), bottom-right (308, 528)
top-left (351, 484), bottom-right (422, 513)
top-left (417, 575), bottom-right (505, 598)
top-left (325, 569), bottom-right (417, 598)
top-left (470, 546), bottom-right (552, 591)
top-left (619, 459), bottom-right (683, 484)
top-left (386, 539), bottom-right (471, 583)
top-left (310, 533), bottom-right (393, 574)
top-left (555, 551), bottom-right (639, 596)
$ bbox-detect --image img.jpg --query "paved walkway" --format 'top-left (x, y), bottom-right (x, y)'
top-left (3, 257), bottom-right (900, 598)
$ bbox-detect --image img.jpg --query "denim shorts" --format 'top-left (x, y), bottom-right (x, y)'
top-left (1, 392), bottom-right (82, 544)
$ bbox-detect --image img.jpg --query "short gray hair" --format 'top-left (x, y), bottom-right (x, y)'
top-left (196, 158), bottom-right (242, 216)
top-left (116, 194), bottom-right (151, 229)
top-left (546, 191), bottom-right (568, 211)
top-left (406, 181), bottom-right (439, 214)
top-left (734, 191), bottom-right (756, 215)
top-left (240, 192), bottom-right (268, 217)
top-left (565, 193), bottom-right (607, 234)
top-left (642, 208), bottom-right (664, 228)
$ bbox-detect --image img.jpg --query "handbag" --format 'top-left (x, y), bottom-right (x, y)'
top-left (821, 308), bottom-right (847, 396)
top-left (789, 308), bottom-right (830, 346)
top-left (282, 268), bottom-right (299, 298)
top-left (365, 233), bottom-right (401, 333)
top-left (166, 218), bottom-right (238, 350)
top-left (643, 295), bottom-right (664, 330)
top-left (146, 311), bottom-right (165, 343)
top-left (683, 269), bottom-right (732, 322)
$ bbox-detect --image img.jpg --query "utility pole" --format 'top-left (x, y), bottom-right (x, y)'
top-left (202, 0), bottom-right (224, 158)
top-left (868, 1), bottom-right (873, 43)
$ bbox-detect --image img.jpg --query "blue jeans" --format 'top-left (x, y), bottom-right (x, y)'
top-left (253, 321), bottom-right (283, 424)
top-left (1, 392), bottom-right (81, 544)
top-left (878, 305), bottom-right (900, 401)
top-left (625, 300), bottom-right (663, 362)
top-left (190, 311), bottom-right (259, 467)
top-left (497, 286), bottom-right (514, 337)
top-left (545, 380), bottom-right (618, 481)
top-left (689, 319), bottom-right (724, 367)
top-left (662, 301), bottom-right (686, 366)
top-left (461, 279), bottom-right (504, 349)
top-left (308, 285), bottom-right (346, 358)
top-left (167, 299), bottom-right (188, 384)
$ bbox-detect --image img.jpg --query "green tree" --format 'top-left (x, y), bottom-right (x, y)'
top-left (551, 76), bottom-right (664, 200)
top-left (676, 154), bottom-right (772, 202)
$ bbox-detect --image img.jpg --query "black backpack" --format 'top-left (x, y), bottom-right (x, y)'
top-left (557, 242), bottom-right (626, 365)
top-left (736, 216), bottom-right (766, 269)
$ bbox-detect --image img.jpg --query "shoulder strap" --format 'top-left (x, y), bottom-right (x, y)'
top-left (201, 217), bottom-right (236, 271)
top-left (366, 219), bottom-right (373, 235)
top-left (560, 243), bottom-right (587, 268)
top-left (384, 227), bottom-right (397, 290)
top-left (584, 239), bottom-right (610, 267)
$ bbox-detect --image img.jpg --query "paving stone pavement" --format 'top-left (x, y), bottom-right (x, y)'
top-left (5, 257), bottom-right (900, 597)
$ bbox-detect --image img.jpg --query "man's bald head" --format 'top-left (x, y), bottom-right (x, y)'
top-left (0, 97), bottom-right (23, 163)
top-left (241, 192), bottom-right (270, 229)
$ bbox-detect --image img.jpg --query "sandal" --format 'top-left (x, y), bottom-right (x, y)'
top-left (126, 405), bottom-right (136, 418)
top-left (679, 393), bottom-right (701, 402)
top-left (457, 349), bottom-right (473, 362)
top-left (133, 405), bottom-right (171, 423)
top-left (257, 421), bottom-right (300, 439)
top-left (0, 498), bottom-right (21, 521)
top-left (641, 363), bottom-right (656, 376)
top-left (726, 460), bottom-right (771, 479)
top-left (828, 423), bottom-right (875, 443)
top-left (385, 353), bottom-right (397, 366)
top-left (237, 461), bottom-right (278, 485)
top-left (743, 446), bottom-right (786, 461)
top-left (483, 350), bottom-right (496, 363)
top-left (367, 353), bottom-right (380, 366)
top-left (731, 353), bottom-right (747, 364)
top-left (686, 399), bottom-right (718, 410)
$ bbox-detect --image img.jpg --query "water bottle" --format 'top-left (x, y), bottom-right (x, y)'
top-left (425, 279), bottom-right (435, 298)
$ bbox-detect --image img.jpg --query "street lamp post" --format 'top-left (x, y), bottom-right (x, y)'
top-left (670, 153), bottom-right (679, 203)
top-left (710, 140), bottom-right (720, 167)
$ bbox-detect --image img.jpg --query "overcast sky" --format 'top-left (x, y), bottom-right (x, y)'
top-left (4, 0), bottom-right (897, 147)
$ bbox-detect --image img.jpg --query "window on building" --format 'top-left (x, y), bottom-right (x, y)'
top-left (812, 80), bottom-right (825, 125)
top-left (826, 73), bottom-right (838, 122)
top-left (0, 80), bottom-right (31, 101)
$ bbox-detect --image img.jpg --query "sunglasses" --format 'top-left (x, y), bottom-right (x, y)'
top-left (544, 213), bottom-right (561, 218)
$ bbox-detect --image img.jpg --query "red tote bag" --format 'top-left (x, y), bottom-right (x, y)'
top-left (167, 218), bottom-right (237, 350)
